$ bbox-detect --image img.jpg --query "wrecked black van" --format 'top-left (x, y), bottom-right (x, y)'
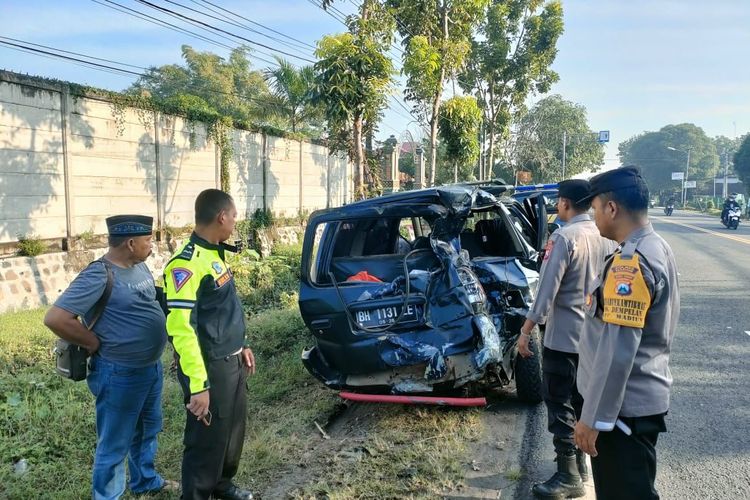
top-left (299, 184), bottom-right (547, 403)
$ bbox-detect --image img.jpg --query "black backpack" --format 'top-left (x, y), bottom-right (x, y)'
top-left (53, 259), bottom-right (114, 381)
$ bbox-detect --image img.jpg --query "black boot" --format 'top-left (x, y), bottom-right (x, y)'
top-left (576, 449), bottom-right (589, 482)
top-left (532, 452), bottom-right (585, 499)
top-left (213, 484), bottom-right (254, 500)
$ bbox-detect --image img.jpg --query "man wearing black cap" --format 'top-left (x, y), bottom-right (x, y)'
top-left (164, 189), bottom-right (256, 500)
top-left (518, 180), bottom-right (617, 499)
top-left (45, 215), bottom-right (177, 499)
top-left (574, 166), bottom-right (680, 499)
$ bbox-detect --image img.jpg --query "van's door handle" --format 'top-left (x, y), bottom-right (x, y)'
top-left (311, 319), bottom-right (331, 331)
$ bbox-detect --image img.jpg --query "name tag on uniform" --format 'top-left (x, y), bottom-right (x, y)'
top-left (602, 254), bottom-right (651, 328)
top-left (216, 271), bottom-right (232, 288)
top-left (211, 260), bottom-right (232, 288)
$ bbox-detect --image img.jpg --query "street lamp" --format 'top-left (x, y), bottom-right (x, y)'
top-left (667, 146), bottom-right (691, 206)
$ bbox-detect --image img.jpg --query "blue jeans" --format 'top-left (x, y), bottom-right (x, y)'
top-left (87, 356), bottom-right (165, 500)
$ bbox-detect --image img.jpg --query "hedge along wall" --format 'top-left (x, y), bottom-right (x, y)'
top-left (0, 71), bottom-right (353, 245)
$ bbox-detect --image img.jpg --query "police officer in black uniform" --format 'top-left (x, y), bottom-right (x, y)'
top-left (164, 190), bottom-right (256, 500)
top-left (575, 167), bottom-right (680, 500)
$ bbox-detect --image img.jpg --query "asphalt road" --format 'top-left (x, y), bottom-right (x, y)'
top-left (650, 209), bottom-right (750, 499)
top-left (516, 209), bottom-right (750, 499)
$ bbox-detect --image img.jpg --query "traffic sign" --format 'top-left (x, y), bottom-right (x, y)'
top-left (684, 180), bottom-right (697, 188)
top-left (598, 130), bottom-right (610, 143)
top-left (672, 172), bottom-right (684, 180)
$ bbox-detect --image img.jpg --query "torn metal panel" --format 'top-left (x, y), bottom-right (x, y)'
top-left (299, 183), bottom-right (544, 399)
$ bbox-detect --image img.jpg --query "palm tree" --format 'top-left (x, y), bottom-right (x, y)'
top-left (264, 57), bottom-right (321, 134)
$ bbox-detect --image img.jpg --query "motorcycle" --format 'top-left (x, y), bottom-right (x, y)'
top-left (722, 206), bottom-right (741, 230)
top-left (664, 204), bottom-right (674, 216)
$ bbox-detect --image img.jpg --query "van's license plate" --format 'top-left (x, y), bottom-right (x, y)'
top-left (356, 304), bottom-right (421, 327)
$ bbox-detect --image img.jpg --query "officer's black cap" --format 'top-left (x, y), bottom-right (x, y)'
top-left (105, 215), bottom-right (153, 237)
top-left (558, 179), bottom-right (591, 203)
top-left (578, 166), bottom-right (645, 203)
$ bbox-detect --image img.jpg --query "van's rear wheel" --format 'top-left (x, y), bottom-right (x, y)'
top-left (515, 330), bottom-right (543, 404)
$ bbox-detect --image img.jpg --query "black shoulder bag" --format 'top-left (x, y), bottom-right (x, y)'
top-left (54, 260), bottom-right (114, 381)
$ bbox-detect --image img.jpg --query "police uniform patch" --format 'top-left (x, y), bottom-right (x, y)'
top-left (602, 254), bottom-right (651, 328)
top-left (211, 261), bottom-right (223, 274)
top-left (171, 267), bottom-right (193, 292)
top-left (543, 238), bottom-right (555, 261)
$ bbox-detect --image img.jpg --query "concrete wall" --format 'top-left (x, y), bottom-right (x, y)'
top-left (0, 246), bottom-right (173, 313)
top-left (0, 225), bottom-right (302, 314)
top-left (0, 72), bottom-right (353, 244)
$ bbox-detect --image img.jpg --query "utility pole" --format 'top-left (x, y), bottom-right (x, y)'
top-left (723, 149), bottom-right (729, 198)
top-left (561, 131), bottom-right (567, 180)
top-left (682, 148), bottom-right (691, 206)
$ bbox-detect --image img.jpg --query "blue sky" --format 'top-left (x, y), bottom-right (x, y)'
top-left (2, 0), bottom-right (749, 172)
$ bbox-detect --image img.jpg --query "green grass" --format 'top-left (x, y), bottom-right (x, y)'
top-left (504, 468), bottom-right (524, 482)
top-left (0, 302), bottom-right (483, 499)
top-left (298, 407), bottom-right (482, 499)
top-left (0, 307), bottom-right (339, 499)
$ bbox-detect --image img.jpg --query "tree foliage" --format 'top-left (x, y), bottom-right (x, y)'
top-left (264, 57), bottom-right (323, 134)
top-left (461, 0), bottom-right (564, 179)
top-left (389, 0), bottom-right (487, 186)
top-left (313, 2), bottom-right (395, 199)
top-left (129, 45), bottom-right (270, 125)
top-left (438, 96), bottom-right (482, 183)
top-left (507, 95), bottom-right (603, 182)
top-left (618, 123), bottom-right (719, 193)
top-left (733, 134), bottom-right (750, 194)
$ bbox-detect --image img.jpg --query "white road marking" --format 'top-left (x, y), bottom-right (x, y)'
top-left (652, 216), bottom-right (750, 246)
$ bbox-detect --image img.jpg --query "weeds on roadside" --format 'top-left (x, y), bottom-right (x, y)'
top-left (299, 407), bottom-right (483, 498)
top-left (0, 306), bottom-right (337, 499)
top-left (229, 242), bottom-right (302, 312)
top-left (16, 234), bottom-right (45, 257)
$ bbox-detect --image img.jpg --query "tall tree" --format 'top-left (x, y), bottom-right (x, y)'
top-left (733, 134), bottom-right (750, 194)
top-left (619, 123), bottom-right (719, 193)
top-left (129, 45), bottom-right (269, 124)
top-left (438, 96), bottom-right (482, 183)
top-left (314, 0), bottom-right (395, 199)
top-left (389, 0), bottom-right (487, 187)
top-left (461, 0), bottom-right (563, 180)
top-left (264, 57), bottom-right (322, 134)
top-left (510, 95), bottom-right (603, 181)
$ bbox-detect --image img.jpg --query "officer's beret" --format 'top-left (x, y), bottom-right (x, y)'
top-left (558, 179), bottom-right (591, 203)
top-left (578, 166), bottom-right (645, 203)
top-left (105, 215), bottom-right (153, 237)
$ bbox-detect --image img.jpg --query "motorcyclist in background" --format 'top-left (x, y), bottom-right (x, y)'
top-left (664, 196), bottom-right (676, 216)
top-left (722, 193), bottom-right (741, 224)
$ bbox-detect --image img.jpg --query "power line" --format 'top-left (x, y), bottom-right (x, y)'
top-left (133, 0), bottom-right (316, 63)
top-left (162, 0), bottom-right (315, 56)
top-left (195, 0), bottom-right (317, 50)
top-left (0, 39), bottom-right (143, 77)
top-left (0, 44), bottom-right (144, 79)
top-left (92, 0), bottom-right (281, 68)
top-left (0, 38), bottom-right (296, 112)
top-left (140, 5), bottom-right (288, 66)
top-left (0, 36), bottom-right (146, 71)
top-left (307, 0), bottom-right (426, 131)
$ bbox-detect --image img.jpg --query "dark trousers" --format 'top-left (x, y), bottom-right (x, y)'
top-left (177, 353), bottom-right (247, 500)
top-left (542, 347), bottom-right (583, 455)
top-left (590, 414), bottom-right (666, 500)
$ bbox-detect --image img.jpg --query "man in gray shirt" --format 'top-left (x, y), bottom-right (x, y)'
top-left (574, 166), bottom-right (680, 499)
top-left (518, 179), bottom-right (617, 499)
top-left (45, 215), bottom-right (177, 499)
